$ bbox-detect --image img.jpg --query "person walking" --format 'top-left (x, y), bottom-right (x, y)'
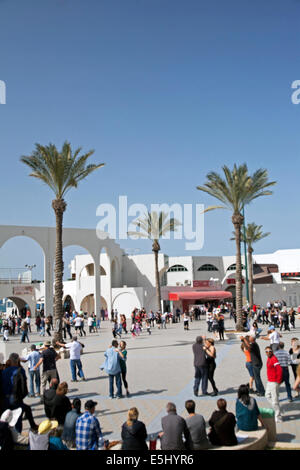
top-left (56, 336), bottom-right (86, 382)
top-left (264, 346), bottom-right (283, 423)
top-left (275, 342), bottom-right (293, 402)
top-left (79, 315), bottom-right (86, 337)
top-left (192, 336), bottom-right (208, 397)
top-left (289, 338), bottom-right (300, 380)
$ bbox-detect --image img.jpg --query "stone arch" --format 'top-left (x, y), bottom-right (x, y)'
top-left (63, 294), bottom-right (75, 313)
top-left (112, 291), bottom-right (141, 317)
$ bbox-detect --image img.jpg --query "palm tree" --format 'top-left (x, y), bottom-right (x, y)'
top-left (21, 142), bottom-right (104, 341)
top-left (197, 164), bottom-right (276, 331)
top-left (240, 223), bottom-right (270, 310)
top-left (128, 211), bottom-right (181, 312)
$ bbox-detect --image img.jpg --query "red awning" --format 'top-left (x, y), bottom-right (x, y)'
top-left (169, 291), bottom-right (232, 301)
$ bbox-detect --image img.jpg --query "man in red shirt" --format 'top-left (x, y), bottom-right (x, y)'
top-left (265, 346), bottom-right (283, 423)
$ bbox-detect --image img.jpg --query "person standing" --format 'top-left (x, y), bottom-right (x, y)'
top-left (217, 314), bottom-right (225, 341)
top-left (25, 315), bottom-right (31, 333)
top-left (45, 316), bottom-right (52, 337)
top-left (20, 321), bottom-right (30, 343)
top-left (289, 338), bottom-right (300, 380)
top-left (103, 340), bottom-right (122, 399)
top-left (56, 336), bottom-right (86, 382)
top-left (241, 336), bottom-right (265, 396)
top-left (241, 338), bottom-right (255, 393)
top-left (261, 326), bottom-right (281, 353)
top-left (75, 400), bottom-right (105, 450)
top-left (275, 342), bottom-right (293, 402)
top-left (183, 312), bottom-right (190, 331)
top-left (204, 338), bottom-right (218, 396)
top-left (264, 346), bottom-right (283, 423)
top-left (79, 315), bottom-right (86, 337)
top-left (206, 310), bottom-right (213, 333)
top-left (119, 340), bottom-right (130, 397)
top-left (192, 336), bottom-right (208, 397)
top-left (34, 340), bottom-right (60, 396)
top-left (21, 344), bottom-right (41, 397)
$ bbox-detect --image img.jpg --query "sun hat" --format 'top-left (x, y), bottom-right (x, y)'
top-left (38, 419), bottom-right (58, 435)
top-left (0, 408), bottom-right (22, 427)
top-left (44, 340), bottom-right (51, 347)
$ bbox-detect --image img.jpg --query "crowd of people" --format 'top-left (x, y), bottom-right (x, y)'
top-left (0, 299), bottom-right (299, 451)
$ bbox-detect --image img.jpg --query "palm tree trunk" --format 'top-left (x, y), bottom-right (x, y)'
top-left (232, 214), bottom-right (244, 331)
top-left (52, 198), bottom-right (66, 343)
top-left (152, 240), bottom-right (162, 312)
top-left (248, 248), bottom-right (254, 309)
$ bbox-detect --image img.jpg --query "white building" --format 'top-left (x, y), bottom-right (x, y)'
top-left (1, 225), bottom-right (300, 316)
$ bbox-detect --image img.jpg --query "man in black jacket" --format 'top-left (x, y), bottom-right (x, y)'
top-left (242, 336), bottom-right (265, 396)
top-left (192, 337), bottom-right (208, 396)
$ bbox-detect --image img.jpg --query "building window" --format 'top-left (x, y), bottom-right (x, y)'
top-left (198, 264), bottom-right (218, 271)
top-left (167, 264), bottom-right (188, 272)
top-left (227, 264), bottom-right (245, 271)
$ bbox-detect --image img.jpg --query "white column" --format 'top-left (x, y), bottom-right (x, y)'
top-left (93, 253), bottom-right (101, 321)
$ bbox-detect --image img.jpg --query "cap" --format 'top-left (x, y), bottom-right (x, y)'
top-left (85, 400), bottom-right (97, 410)
top-left (268, 326), bottom-right (275, 330)
top-left (44, 340), bottom-right (51, 347)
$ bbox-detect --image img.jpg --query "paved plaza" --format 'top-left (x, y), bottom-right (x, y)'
top-left (11, 316), bottom-right (300, 446)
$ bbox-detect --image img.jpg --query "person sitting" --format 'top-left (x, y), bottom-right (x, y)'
top-left (49, 425), bottom-right (69, 450)
top-left (208, 398), bottom-right (237, 447)
top-left (0, 408), bottom-right (28, 448)
top-left (50, 382), bottom-right (72, 425)
top-left (185, 400), bottom-right (210, 450)
top-left (159, 402), bottom-right (191, 450)
top-left (43, 378), bottom-right (58, 418)
top-left (29, 419), bottom-right (58, 450)
top-left (121, 407), bottom-right (148, 450)
top-left (62, 398), bottom-right (82, 449)
top-left (235, 384), bottom-right (264, 431)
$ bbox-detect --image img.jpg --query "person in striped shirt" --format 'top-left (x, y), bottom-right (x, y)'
top-left (265, 347), bottom-right (283, 423)
top-left (275, 342), bottom-right (293, 402)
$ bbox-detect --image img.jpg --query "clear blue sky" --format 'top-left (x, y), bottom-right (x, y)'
top-left (0, 0), bottom-right (300, 279)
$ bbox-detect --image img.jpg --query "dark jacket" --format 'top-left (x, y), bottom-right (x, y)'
top-left (121, 420), bottom-right (148, 450)
top-left (192, 340), bottom-right (207, 368)
top-left (208, 410), bottom-right (237, 447)
top-left (161, 411), bottom-right (191, 450)
top-left (43, 386), bottom-right (57, 419)
top-left (50, 394), bottom-right (72, 425)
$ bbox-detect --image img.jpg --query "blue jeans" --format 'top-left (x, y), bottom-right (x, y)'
top-left (70, 359), bottom-right (84, 381)
top-left (29, 370), bottom-right (41, 395)
top-left (194, 366), bottom-right (208, 395)
top-left (20, 331), bottom-right (29, 342)
top-left (109, 373), bottom-right (122, 398)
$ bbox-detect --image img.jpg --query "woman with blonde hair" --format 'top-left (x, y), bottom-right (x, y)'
top-left (121, 407), bottom-right (148, 450)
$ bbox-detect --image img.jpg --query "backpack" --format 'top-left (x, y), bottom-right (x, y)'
top-left (12, 367), bottom-right (28, 403)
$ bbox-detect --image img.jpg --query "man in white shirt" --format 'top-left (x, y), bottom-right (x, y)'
top-left (56, 336), bottom-right (86, 382)
top-left (261, 326), bottom-right (282, 353)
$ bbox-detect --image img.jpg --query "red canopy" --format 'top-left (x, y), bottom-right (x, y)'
top-left (169, 291), bottom-right (232, 301)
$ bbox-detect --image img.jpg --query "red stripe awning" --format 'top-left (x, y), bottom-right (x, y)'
top-left (169, 291), bottom-right (232, 301)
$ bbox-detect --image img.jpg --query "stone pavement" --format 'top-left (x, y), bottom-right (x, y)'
top-left (10, 316), bottom-right (300, 445)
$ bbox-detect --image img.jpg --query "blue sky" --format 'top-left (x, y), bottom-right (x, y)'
top-left (1, 0), bottom-right (300, 280)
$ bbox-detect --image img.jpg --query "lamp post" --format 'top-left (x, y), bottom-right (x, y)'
top-left (242, 208), bottom-right (250, 305)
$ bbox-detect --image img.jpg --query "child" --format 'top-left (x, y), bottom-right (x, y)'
top-left (146, 319), bottom-right (151, 335)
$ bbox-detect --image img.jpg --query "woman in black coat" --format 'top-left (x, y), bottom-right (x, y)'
top-left (121, 408), bottom-right (148, 450)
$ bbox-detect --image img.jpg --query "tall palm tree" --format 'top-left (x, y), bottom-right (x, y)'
top-left (128, 211), bottom-right (181, 312)
top-left (197, 164), bottom-right (276, 331)
top-left (21, 142), bottom-right (104, 341)
top-left (241, 223), bottom-right (270, 310)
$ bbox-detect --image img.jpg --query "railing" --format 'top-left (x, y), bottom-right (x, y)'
top-left (0, 278), bottom-right (31, 284)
